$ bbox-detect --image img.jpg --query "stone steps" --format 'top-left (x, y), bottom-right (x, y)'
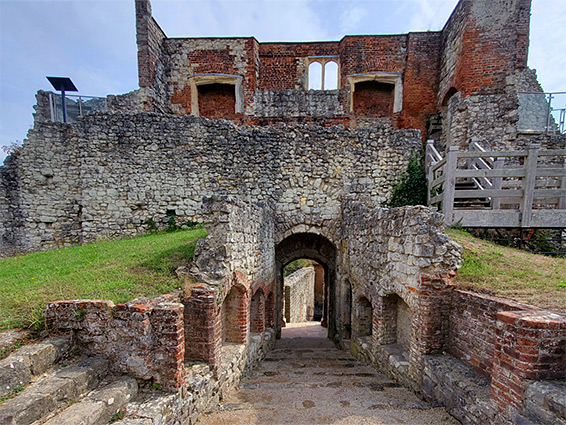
top-left (0, 356), bottom-right (109, 425)
top-left (41, 376), bottom-right (138, 425)
top-left (0, 336), bottom-right (71, 398)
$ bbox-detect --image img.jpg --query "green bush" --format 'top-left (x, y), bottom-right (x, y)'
top-left (386, 150), bottom-right (427, 208)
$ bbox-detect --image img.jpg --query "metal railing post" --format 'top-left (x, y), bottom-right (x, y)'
top-left (546, 93), bottom-right (553, 134)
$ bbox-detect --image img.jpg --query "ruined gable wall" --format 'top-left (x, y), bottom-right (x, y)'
top-left (135, 0), bottom-right (169, 111)
top-left (437, 0), bottom-right (535, 151)
top-left (0, 113), bottom-right (420, 256)
top-left (439, 0), bottom-right (531, 100)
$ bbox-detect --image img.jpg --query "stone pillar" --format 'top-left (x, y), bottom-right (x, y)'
top-left (491, 310), bottom-right (566, 418)
top-left (183, 287), bottom-right (221, 368)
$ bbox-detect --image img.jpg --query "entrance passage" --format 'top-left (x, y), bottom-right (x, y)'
top-left (275, 233), bottom-right (339, 340)
top-left (197, 323), bottom-right (459, 425)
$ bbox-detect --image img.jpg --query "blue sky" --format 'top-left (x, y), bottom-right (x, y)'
top-left (1, 0), bottom-right (565, 164)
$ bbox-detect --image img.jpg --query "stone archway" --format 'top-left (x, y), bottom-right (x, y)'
top-left (274, 233), bottom-right (338, 340)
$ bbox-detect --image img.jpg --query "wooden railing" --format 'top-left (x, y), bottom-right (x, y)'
top-left (425, 141), bottom-right (566, 228)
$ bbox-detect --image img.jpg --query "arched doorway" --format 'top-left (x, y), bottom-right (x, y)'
top-left (274, 233), bottom-right (339, 340)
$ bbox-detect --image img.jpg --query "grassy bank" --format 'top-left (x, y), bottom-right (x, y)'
top-left (0, 228), bottom-right (206, 330)
top-left (448, 228), bottom-right (566, 312)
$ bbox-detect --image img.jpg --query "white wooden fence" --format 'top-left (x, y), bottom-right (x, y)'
top-left (425, 140), bottom-right (566, 228)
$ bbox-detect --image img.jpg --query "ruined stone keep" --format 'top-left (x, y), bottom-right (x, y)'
top-left (1, 0), bottom-right (565, 424)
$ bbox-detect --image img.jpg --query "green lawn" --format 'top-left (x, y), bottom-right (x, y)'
top-left (0, 228), bottom-right (206, 330)
top-left (447, 228), bottom-right (566, 313)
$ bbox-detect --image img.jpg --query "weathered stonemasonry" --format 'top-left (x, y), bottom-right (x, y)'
top-left (342, 203), bottom-right (462, 390)
top-left (2, 0), bottom-right (565, 423)
top-left (44, 294), bottom-right (186, 390)
top-left (283, 266), bottom-right (315, 323)
top-left (0, 113), bottom-right (418, 256)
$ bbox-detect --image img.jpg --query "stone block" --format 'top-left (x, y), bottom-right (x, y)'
top-left (0, 392), bottom-right (56, 425)
top-left (0, 356), bottom-right (32, 398)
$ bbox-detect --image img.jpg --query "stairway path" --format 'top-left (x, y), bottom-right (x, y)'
top-left (197, 322), bottom-right (459, 425)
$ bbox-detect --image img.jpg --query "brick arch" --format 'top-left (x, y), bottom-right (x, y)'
top-left (250, 288), bottom-right (266, 333)
top-left (275, 232), bottom-right (338, 340)
top-left (353, 294), bottom-right (373, 339)
top-left (222, 282), bottom-right (249, 344)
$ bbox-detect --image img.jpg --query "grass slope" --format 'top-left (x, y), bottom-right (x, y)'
top-left (0, 228), bottom-right (206, 330)
top-left (448, 229), bottom-right (566, 313)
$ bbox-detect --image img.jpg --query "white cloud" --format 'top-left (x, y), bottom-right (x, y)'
top-left (406, 0), bottom-right (457, 32)
top-left (339, 6), bottom-right (368, 34)
top-left (152, 0), bottom-right (329, 41)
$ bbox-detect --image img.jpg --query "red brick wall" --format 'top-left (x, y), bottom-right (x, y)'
top-left (439, 0), bottom-right (532, 101)
top-left (45, 296), bottom-right (186, 390)
top-left (353, 81), bottom-right (394, 117)
top-left (400, 32), bottom-right (442, 139)
top-left (250, 289), bottom-right (265, 333)
top-left (258, 42), bottom-right (339, 91)
top-left (492, 310), bottom-right (566, 414)
top-left (197, 84), bottom-right (237, 120)
top-left (449, 290), bottom-right (528, 377)
top-left (184, 286), bottom-right (222, 367)
top-left (449, 290), bottom-right (566, 417)
top-left (222, 284), bottom-right (249, 344)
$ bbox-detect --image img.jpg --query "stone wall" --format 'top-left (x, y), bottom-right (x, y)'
top-left (284, 266), bottom-right (315, 323)
top-left (44, 293), bottom-right (186, 391)
top-left (342, 202), bottom-right (462, 388)
top-left (0, 112), bottom-right (419, 256)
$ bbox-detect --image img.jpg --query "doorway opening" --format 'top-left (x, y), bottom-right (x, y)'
top-left (275, 233), bottom-right (338, 340)
top-left (282, 259), bottom-right (325, 326)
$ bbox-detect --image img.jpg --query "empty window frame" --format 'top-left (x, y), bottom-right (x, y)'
top-left (307, 57), bottom-right (339, 90)
top-left (347, 72), bottom-right (403, 114)
top-left (188, 74), bottom-right (244, 117)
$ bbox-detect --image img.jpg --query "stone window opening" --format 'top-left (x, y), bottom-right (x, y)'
top-left (307, 58), bottom-right (340, 90)
top-left (188, 74), bottom-right (244, 118)
top-left (250, 289), bottom-right (266, 334)
top-left (347, 72), bottom-right (403, 115)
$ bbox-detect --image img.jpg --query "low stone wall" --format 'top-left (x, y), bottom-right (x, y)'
top-left (44, 293), bottom-right (186, 391)
top-left (284, 267), bottom-right (315, 323)
top-left (43, 290), bottom-right (276, 425)
top-left (519, 381), bottom-right (566, 425)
